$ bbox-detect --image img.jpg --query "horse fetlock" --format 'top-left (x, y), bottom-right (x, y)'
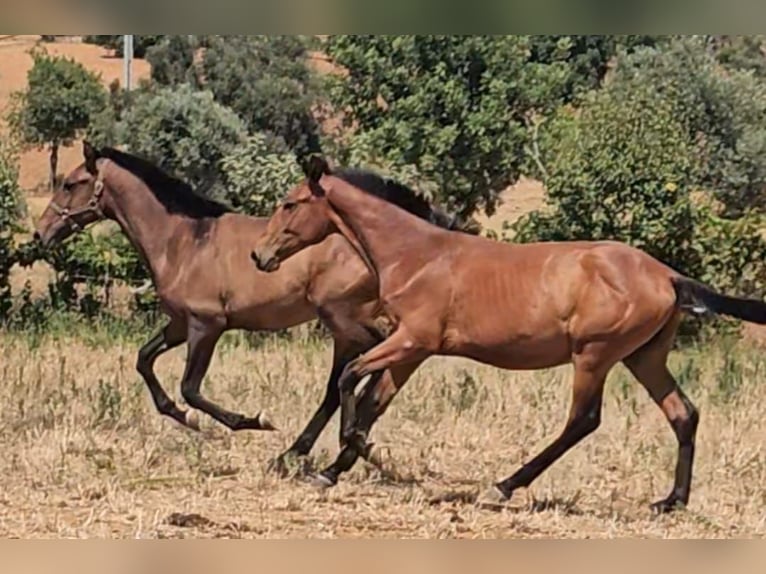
top-left (476, 485), bottom-right (511, 510)
top-left (184, 409), bottom-right (201, 431)
top-left (309, 472), bottom-right (337, 490)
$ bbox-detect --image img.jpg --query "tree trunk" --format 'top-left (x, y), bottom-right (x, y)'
top-left (49, 142), bottom-right (59, 192)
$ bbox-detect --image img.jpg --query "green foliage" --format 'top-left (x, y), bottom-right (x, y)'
top-left (149, 35), bottom-right (320, 156)
top-left (146, 36), bottom-right (202, 87)
top-left (82, 35), bottom-right (163, 58)
top-left (8, 48), bottom-right (106, 189)
top-left (515, 82), bottom-right (697, 258)
top-left (0, 142), bottom-right (23, 321)
top-left (325, 35), bottom-right (574, 217)
top-left (527, 35), bottom-right (663, 102)
top-left (710, 35), bottom-right (766, 77)
top-left (609, 38), bottom-right (766, 216)
top-left (111, 84), bottom-right (248, 199)
top-left (220, 133), bottom-right (303, 215)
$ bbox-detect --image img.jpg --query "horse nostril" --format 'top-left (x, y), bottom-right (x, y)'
top-left (33, 231), bottom-right (41, 242)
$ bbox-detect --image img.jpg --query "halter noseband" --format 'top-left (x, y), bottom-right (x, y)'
top-left (49, 173), bottom-right (106, 233)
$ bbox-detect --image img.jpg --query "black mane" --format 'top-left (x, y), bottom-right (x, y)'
top-left (333, 168), bottom-right (473, 233)
top-left (100, 147), bottom-right (232, 218)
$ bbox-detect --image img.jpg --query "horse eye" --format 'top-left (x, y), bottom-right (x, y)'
top-left (62, 182), bottom-right (73, 192)
top-left (283, 202), bottom-right (297, 212)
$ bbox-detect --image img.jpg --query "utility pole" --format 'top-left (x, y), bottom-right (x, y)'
top-left (123, 34), bottom-right (134, 91)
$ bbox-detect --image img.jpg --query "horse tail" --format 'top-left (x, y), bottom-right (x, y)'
top-left (671, 276), bottom-right (766, 324)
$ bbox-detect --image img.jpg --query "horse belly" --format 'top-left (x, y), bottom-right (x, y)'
top-left (449, 330), bottom-right (571, 371)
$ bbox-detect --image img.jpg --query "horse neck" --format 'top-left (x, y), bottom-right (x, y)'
top-left (102, 168), bottom-right (185, 284)
top-left (326, 179), bottom-right (441, 282)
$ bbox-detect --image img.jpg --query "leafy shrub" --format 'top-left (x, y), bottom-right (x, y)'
top-left (0, 142), bottom-right (23, 321)
top-left (148, 35), bottom-right (320, 156)
top-left (609, 38), bottom-right (766, 216)
top-left (111, 84), bottom-right (248, 199)
top-left (220, 133), bottom-right (303, 215)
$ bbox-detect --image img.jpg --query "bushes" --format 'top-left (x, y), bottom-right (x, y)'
top-left (0, 143), bottom-right (22, 321)
top-left (220, 133), bottom-right (303, 215)
top-left (609, 39), bottom-right (766, 216)
top-left (146, 35), bottom-right (321, 157)
top-left (111, 84), bottom-right (248, 200)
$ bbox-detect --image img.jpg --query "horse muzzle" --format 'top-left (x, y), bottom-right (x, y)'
top-left (251, 248), bottom-right (281, 273)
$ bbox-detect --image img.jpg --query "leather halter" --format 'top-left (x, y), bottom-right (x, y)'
top-left (49, 173), bottom-right (106, 233)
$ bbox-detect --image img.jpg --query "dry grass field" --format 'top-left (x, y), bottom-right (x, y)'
top-left (0, 330), bottom-right (764, 538)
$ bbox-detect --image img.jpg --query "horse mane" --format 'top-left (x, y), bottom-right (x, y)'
top-left (100, 147), bottom-right (232, 218)
top-left (333, 168), bottom-right (475, 234)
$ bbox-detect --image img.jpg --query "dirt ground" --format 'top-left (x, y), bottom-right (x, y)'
top-left (0, 332), bottom-right (763, 538)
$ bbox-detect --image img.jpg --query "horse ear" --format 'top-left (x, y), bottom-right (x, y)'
top-left (83, 141), bottom-right (100, 175)
top-left (302, 154), bottom-right (331, 184)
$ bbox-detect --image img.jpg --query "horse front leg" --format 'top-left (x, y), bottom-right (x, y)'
top-left (136, 320), bottom-right (195, 429)
top-left (313, 327), bottom-right (428, 487)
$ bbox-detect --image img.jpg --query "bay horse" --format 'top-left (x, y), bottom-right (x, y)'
top-left (34, 142), bottom-right (472, 469)
top-left (252, 156), bottom-right (766, 513)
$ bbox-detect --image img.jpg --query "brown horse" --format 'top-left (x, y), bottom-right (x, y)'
top-left (34, 143), bottom-right (472, 469)
top-left (252, 156), bottom-right (766, 513)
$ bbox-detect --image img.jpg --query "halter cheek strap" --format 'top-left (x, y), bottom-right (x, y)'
top-left (49, 174), bottom-right (106, 233)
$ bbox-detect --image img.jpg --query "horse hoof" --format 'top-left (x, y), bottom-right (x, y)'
top-left (308, 473), bottom-right (336, 490)
top-left (184, 410), bottom-right (201, 431)
top-left (475, 486), bottom-right (510, 510)
top-left (650, 496), bottom-right (685, 515)
top-left (258, 412), bottom-right (277, 432)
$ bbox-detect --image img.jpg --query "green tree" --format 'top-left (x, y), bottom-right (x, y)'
top-left (527, 35), bottom-right (664, 102)
top-left (112, 84), bottom-right (248, 199)
top-left (146, 35), bottom-right (203, 87)
top-left (8, 48), bottom-right (107, 190)
top-left (149, 35), bottom-right (321, 156)
top-left (708, 35), bottom-right (766, 77)
top-left (324, 35), bottom-right (575, 217)
top-left (608, 38), bottom-right (766, 216)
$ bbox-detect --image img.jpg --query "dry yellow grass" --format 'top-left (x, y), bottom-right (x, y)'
top-left (0, 330), bottom-right (764, 538)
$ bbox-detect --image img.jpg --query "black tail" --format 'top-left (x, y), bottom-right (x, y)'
top-left (672, 276), bottom-right (766, 324)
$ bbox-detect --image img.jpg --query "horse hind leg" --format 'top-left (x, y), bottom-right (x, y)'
top-left (481, 362), bottom-right (607, 507)
top-left (622, 312), bottom-right (699, 514)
